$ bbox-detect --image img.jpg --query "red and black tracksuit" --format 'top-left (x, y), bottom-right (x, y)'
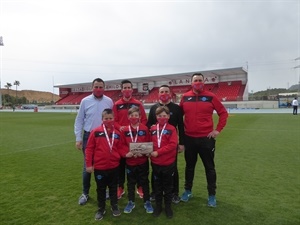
top-left (120, 124), bottom-right (150, 203)
top-left (85, 125), bottom-right (122, 210)
top-left (147, 102), bottom-right (184, 197)
top-left (113, 97), bottom-right (148, 130)
top-left (150, 123), bottom-right (178, 207)
top-left (180, 90), bottom-right (228, 196)
top-left (113, 97), bottom-right (147, 189)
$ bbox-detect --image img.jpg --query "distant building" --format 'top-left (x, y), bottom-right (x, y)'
top-left (54, 67), bottom-right (249, 106)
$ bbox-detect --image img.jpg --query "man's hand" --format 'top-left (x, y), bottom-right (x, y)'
top-left (119, 126), bottom-right (126, 131)
top-left (76, 141), bottom-right (82, 150)
top-left (178, 145), bottom-right (185, 153)
top-left (207, 130), bottom-right (219, 139)
top-left (86, 166), bottom-right (94, 173)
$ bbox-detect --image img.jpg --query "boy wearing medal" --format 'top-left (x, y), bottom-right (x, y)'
top-left (120, 106), bottom-right (154, 214)
top-left (150, 106), bottom-right (178, 219)
top-left (85, 108), bottom-right (122, 221)
top-left (113, 80), bottom-right (148, 199)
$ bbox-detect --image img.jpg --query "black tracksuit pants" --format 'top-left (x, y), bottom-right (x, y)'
top-left (94, 167), bottom-right (119, 210)
top-left (151, 162), bottom-right (175, 207)
top-left (184, 135), bottom-right (217, 196)
top-left (151, 153), bottom-right (179, 196)
top-left (126, 161), bottom-right (150, 202)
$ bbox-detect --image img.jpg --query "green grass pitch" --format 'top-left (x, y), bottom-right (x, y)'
top-left (0, 112), bottom-right (299, 225)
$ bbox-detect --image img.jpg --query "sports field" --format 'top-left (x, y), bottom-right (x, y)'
top-left (0, 112), bottom-right (299, 225)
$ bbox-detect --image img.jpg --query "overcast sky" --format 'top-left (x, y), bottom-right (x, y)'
top-left (0, 0), bottom-right (299, 94)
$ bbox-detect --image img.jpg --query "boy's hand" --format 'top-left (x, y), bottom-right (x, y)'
top-left (126, 152), bottom-right (133, 158)
top-left (86, 167), bottom-right (94, 173)
top-left (151, 151), bottom-right (158, 158)
top-left (136, 153), bottom-right (143, 157)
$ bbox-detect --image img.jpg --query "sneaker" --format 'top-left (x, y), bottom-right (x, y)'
top-left (78, 194), bottom-right (89, 205)
top-left (172, 195), bottom-right (181, 204)
top-left (144, 201), bottom-right (154, 213)
top-left (180, 190), bottom-right (192, 202)
top-left (150, 192), bottom-right (155, 201)
top-left (207, 195), bottom-right (217, 207)
top-left (106, 189), bottom-right (110, 200)
top-left (117, 187), bottom-right (125, 199)
top-left (165, 206), bottom-right (173, 219)
top-left (136, 186), bottom-right (144, 199)
top-left (111, 205), bottom-right (121, 216)
top-left (95, 209), bottom-right (106, 220)
top-left (153, 205), bottom-right (162, 217)
top-left (124, 201), bottom-right (135, 213)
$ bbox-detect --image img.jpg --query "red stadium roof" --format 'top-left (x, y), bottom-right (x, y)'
top-left (54, 67), bottom-right (247, 89)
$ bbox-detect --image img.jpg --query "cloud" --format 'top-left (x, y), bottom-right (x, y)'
top-left (1, 0), bottom-right (299, 93)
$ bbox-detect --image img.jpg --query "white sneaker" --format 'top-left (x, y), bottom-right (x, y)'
top-left (78, 194), bottom-right (89, 205)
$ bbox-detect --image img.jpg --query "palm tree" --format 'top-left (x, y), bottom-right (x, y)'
top-left (4, 83), bottom-right (12, 104)
top-left (4, 82), bottom-right (12, 95)
top-left (14, 80), bottom-right (20, 102)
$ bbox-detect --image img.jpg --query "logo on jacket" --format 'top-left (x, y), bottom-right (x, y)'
top-left (201, 97), bottom-right (208, 101)
top-left (138, 130), bottom-right (145, 136)
top-left (130, 104), bottom-right (138, 108)
top-left (198, 96), bottom-right (212, 102)
top-left (113, 133), bottom-right (120, 139)
top-left (162, 130), bottom-right (168, 135)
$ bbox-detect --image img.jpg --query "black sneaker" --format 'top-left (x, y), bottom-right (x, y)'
top-left (165, 206), bottom-right (173, 219)
top-left (95, 209), bottom-right (106, 220)
top-left (111, 205), bottom-right (121, 217)
top-left (150, 192), bottom-right (156, 201)
top-left (153, 205), bottom-right (162, 217)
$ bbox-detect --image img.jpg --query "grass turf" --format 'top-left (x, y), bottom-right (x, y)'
top-left (0, 112), bottom-right (299, 225)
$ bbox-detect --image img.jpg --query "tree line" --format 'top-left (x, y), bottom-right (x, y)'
top-left (2, 80), bottom-right (28, 106)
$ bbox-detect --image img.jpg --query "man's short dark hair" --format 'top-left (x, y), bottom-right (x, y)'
top-left (192, 73), bottom-right (204, 80)
top-left (121, 80), bottom-right (132, 88)
top-left (93, 78), bottom-right (105, 85)
top-left (159, 84), bottom-right (170, 89)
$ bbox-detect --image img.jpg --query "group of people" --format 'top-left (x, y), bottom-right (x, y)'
top-left (74, 74), bottom-right (228, 221)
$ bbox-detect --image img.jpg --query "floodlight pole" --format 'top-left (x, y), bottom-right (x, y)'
top-left (295, 57), bottom-right (300, 95)
top-left (0, 36), bottom-right (3, 108)
top-left (0, 0), bottom-right (3, 108)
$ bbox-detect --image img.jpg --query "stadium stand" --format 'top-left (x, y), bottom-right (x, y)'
top-left (142, 87), bottom-right (159, 103)
top-left (54, 67), bottom-right (248, 105)
top-left (170, 85), bottom-right (191, 94)
top-left (56, 93), bottom-right (80, 105)
top-left (215, 81), bottom-right (242, 101)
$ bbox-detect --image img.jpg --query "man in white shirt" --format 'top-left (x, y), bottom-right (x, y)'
top-left (74, 78), bottom-right (113, 205)
top-left (292, 97), bottom-right (298, 115)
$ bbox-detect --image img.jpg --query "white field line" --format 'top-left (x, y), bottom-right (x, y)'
top-left (225, 128), bottom-right (296, 132)
top-left (0, 140), bottom-right (74, 156)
